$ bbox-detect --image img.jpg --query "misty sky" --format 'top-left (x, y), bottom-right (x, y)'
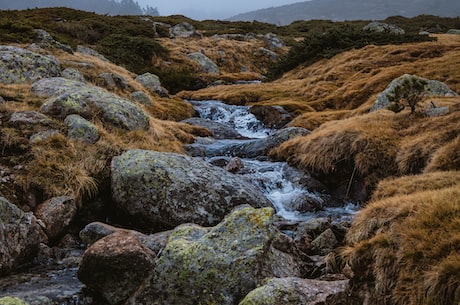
top-left (137, 0), bottom-right (305, 20)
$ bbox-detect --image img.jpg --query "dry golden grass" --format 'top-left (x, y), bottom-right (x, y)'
top-left (288, 110), bottom-right (351, 130)
top-left (343, 185), bottom-right (460, 305)
top-left (371, 171), bottom-right (460, 201)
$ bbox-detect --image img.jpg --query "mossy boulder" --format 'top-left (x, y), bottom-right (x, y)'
top-left (111, 150), bottom-right (273, 230)
top-left (33, 77), bottom-right (150, 130)
top-left (239, 277), bottom-right (349, 305)
top-left (0, 46), bottom-right (61, 84)
top-left (130, 206), bottom-right (309, 305)
top-left (64, 114), bottom-right (100, 144)
top-left (0, 197), bottom-right (41, 275)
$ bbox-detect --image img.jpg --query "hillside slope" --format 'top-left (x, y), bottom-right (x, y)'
top-left (229, 0), bottom-right (460, 25)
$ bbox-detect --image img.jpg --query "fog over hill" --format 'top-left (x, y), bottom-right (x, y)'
top-left (229, 0), bottom-right (460, 25)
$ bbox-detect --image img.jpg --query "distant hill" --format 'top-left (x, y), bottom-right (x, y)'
top-left (229, 0), bottom-right (460, 25)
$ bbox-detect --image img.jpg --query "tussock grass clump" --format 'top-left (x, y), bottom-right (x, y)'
top-left (343, 185), bottom-right (460, 305)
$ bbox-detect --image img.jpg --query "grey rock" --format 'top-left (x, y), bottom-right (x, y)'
top-left (264, 33), bottom-right (285, 49)
top-left (29, 130), bottom-right (60, 143)
top-left (363, 22), bottom-right (405, 35)
top-left (131, 91), bottom-right (152, 106)
top-left (249, 105), bottom-right (293, 128)
top-left (34, 196), bottom-right (77, 242)
top-left (9, 111), bottom-right (52, 126)
top-left (370, 74), bottom-right (458, 112)
top-left (310, 228), bottom-right (338, 255)
top-left (239, 277), bottom-right (349, 305)
top-left (76, 45), bottom-right (110, 62)
top-left (64, 114), bottom-right (100, 144)
top-left (33, 29), bottom-right (73, 53)
top-left (169, 22), bottom-right (202, 38)
top-left (0, 196), bottom-right (41, 274)
top-left (259, 47), bottom-right (278, 60)
top-left (182, 117), bottom-right (243, 139)
top-left (135, 72), bottom-right (169, 97)
top-left (33, 77), bottom-right (150, 131)
top-left (188, 52), bottom-right (220, 74)
top-left (61, 68), bottom-right (86, 82)
top-left (0, 46), bottom-right (61, 84)
top-left (111, 149), bottom-right (273, 229)
top-left (425, 106), bottom-right (450, 117)
top-left (96, 72), bottom-right (128, 91)
top-left (447, 29), bottom-right (460, 35)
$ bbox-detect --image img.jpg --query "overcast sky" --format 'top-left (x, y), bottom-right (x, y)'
top-left (137, 0), bottom-right (304, 20)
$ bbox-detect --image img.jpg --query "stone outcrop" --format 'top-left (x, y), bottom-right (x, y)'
top-left (111, 150), bottom-right (273, 230)
top-left (370, 74), bottom-right (458, 112)
top-left (169, 22), bottom-right (202, 38)
top-left (0, 197), bottom-right (41, 275)
top-left (363, 22), bottom-right (405, 35)
top-left (33, 77), bottom-right (150, 130)
top-left (33, 29), bottom-right (73, 53)
top-left (0, 46), bottom-right (61, 84)
top-left (187, 52), bottom-right (220, 74)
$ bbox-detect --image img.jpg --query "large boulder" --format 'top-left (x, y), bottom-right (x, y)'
top-left (78, 231), bottom-right (157, 305)
top-left (186, 127), bottom-right (310, 158)
top-left (239, 277), bottom-right (349, 305)
top-left (188, 52), bottom-right (220, 74)
top-left (370, 74), bottom-right (458, 112)
top-left (111, 150), bottom-right (273, 230)
top-left (129, 206), bottom-right (309, 305)
top-left (0, 197), bottom-right (41, 275)
top-left (33, 77), bottom-right (150, 131)
top-left (0, 46), bottom-right (61, 84)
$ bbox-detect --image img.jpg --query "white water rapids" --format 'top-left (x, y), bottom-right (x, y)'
top-left (189, 100), bottom-right (358, 222)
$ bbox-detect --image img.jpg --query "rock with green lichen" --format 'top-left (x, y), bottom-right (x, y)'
top-left (33, 77), bottom-right (150, 131)
top-left (238, 277), bottom-right (349, 305)
top-left (61, 68), bottom-right (86, 82)
top-left (0, 297), bottom-right (29, 305)
top-left (0, 46), bottom-right (61, 84)
top-left (64, 114), bottom-right (100, 144)
top-left (111, 150), bottom-right (273, 230)
top-left (0, 196), bottom-right (41, 275)
top-left (135, 72), bottom-right (169, 97)
top-left (128, 206), bottom-right (309, 305)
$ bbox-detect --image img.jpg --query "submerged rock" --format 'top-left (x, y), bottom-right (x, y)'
top-left (0, 197), bottom-right (41, 275)
top-left (0, 46), bottom-right (61, 84)
top-left (111, 150), bottom-right (272, 230)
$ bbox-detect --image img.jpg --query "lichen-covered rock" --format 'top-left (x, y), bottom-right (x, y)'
top-left (8, 111), bottom-right (53, 126)
top-left (182, 117), bottom-right (243, 139)
top-left (188, 52), bottom-right (220, 74)
top-left (0, 196), bottom-right (41, 275)
top-left (310, 228), bottom-right (338, 255)
top-left (61, 67), bottom-right (86, 82)
top-left (363, 22), bottom-right (405, 35)
top-left (33, 29), bottom-right (73, 53)
top-left (0, 297), bottom-right (29, 305)
top-left (34, 196), bottom-right (77, 242)
top-left (76, 45), bottom-right (110, 62)
top-left (239, 277), bottom-right (349, 305)
top-left (130, 207), bottom-right (309, 305)
top-left (131, 91), bottom-right (152, 106)
top-left (77, 231), bottom-right (157, 305)
top-left (64, 114), bottom-right (100, 144)
top-left (135, 72), bottom-right (169, 97)
top-left (169, 22), bottom-right (202, 38)
top-left (96, 72), bottom-right (128, 91)
top-left (370, 74), bottom-right (458, 112)
top-left (111, 150), bottom-right (273, 230)
top-left (0, 46), bottom-right (61, 84)
top-left (186, 127), bottom-right (310, 158)
top-left (33, 77), bottom-right (150, 130)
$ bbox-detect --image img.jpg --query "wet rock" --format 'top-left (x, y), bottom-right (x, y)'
top-left (9, 111), bottom-right (52, 126)
top-left (287, 193), bottom-right (324, 213)
top-left (130, 207), bottom-right (309, 305)
top-left (64, 114), bottom-right (100, 144)
top-left (111, 149), bottom-right (272, 230)
top-left (130, 91), bottom-right (152, 106)
top-left (78, 231), bottom-right (157, 305)
top-left (186, 127), bottom-right (310, 158)
top-left (225, 157), bottom-right (245, 173)
top-left (188, 52), bottom-right (220, 74)
top-left (96, 72), bottom-right (128, 91)
top-left (363, 22), bottom-right (405, 35)
top-left (239, 277), bottom-right (349, 305)
top-left (0, 46), bottom-right (61, 84)
top-left (182, 117), bottom-right (243, 139)
top-left (76, 45), bottom-right (110, 62)
top-left (169, 22), bottom-right (202, 38)
top-left (33, 29), bottom-right (73, 53)
top-left (61, 68), bottom-right (85, 82)
top-left (135, 72), bottom-right (169, 97)
top-left (34, 77), bottom-right (150, 131)
top-left (0, 196), bottom-right (41, 275)
top-left (370, 74), bottom-right (458, 112)
top-left (249, 105), bottom-right (293, 129)
top-left (34, 196), bottom-right (77, 243)
top-left (310, 228), bottom-right (338, 255)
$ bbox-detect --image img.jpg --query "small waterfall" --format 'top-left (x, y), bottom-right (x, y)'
top-left (188, 100), bottom-right (358, 222)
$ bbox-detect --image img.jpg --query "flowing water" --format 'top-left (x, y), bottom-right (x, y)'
top-left (189, 100), bottom-right (358, 222)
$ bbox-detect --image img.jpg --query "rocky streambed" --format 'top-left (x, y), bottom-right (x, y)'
top-left (1, 99), bottom-right (357, 305)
